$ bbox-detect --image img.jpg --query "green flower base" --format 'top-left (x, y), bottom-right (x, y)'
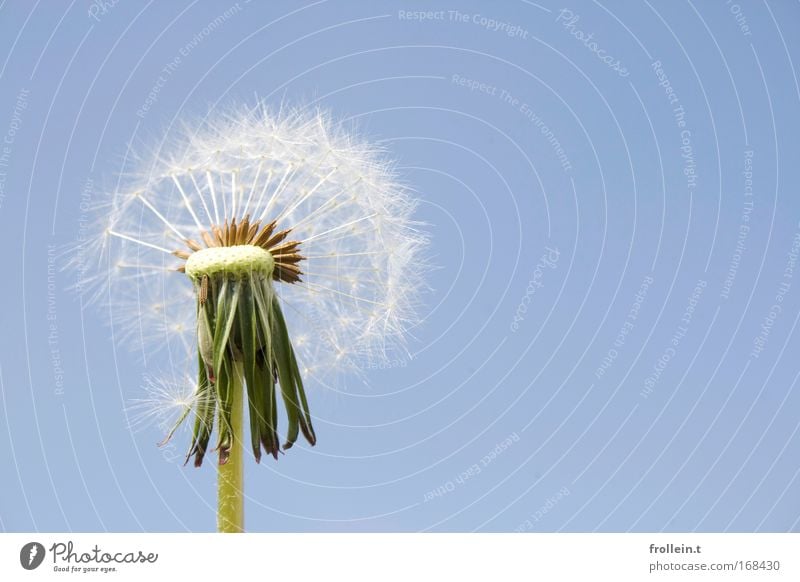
top-left (164, 244), bottom-right (316, 532)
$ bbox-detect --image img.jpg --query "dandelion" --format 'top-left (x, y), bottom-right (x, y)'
top-left (76, 103), bottom-right (426, 532)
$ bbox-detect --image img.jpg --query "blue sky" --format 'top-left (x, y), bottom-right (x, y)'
top-left (1, 0), bottom-right (799, 532)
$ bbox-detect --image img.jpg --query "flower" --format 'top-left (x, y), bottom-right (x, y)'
top-left (76, 103), bottom-right (427, 466)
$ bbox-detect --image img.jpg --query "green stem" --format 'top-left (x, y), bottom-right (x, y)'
top-left (217, 361), bottom-right (244, 533)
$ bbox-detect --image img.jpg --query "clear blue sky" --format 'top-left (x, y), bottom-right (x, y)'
top-left (1, 0), bottom-right (800, 532)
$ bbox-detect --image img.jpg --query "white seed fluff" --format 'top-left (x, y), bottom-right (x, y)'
top-left (77, 103), bottom-right (427, 389)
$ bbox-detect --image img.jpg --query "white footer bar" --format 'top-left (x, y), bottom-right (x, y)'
top-left (1, 533), bottom-right (797, 581)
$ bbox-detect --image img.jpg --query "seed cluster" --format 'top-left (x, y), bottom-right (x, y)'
top-left (173, 215), bottom-right (304, 284)
top-left (78, 106), bottom-right (426, 475)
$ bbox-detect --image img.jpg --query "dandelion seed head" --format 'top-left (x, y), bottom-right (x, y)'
top-left (77, 103), bottom-right (427, 383)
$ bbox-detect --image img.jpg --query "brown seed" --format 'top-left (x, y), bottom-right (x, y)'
top-left (212, 226), bottom-right (224, 246)
top-left (238, 216), bottom-right (250, 245)
top-left (229, 218), bottom-right (238, 246)
top-left (263, 229), bottom-right (291, 250)
top-left (185, 238), bottom-right (202, 252)
top-left (201, 231), bottom-right (216, 248)
top-left (253, 221), bottom-right (277, 247)
top-left (273, 253), bottom-right (303, 264)
top-left (276, 262), bottom-right (301, 275)
top-left (246, 221), bottom-right (259, 243)
top-left (269, 240), bottom-right (301, 255)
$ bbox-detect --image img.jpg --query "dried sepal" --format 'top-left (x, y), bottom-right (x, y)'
top-left (185, 356), bottom-right (216, 467)
top-left (181, 266), bottom-right (314, 467)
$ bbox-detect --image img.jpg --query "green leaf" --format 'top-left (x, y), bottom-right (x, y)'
top-left (212, 279), bottom-right (240, 376)
top-left (185, 271), bottom-right (315, 466)
top-left (252, 280), bottom-right (280, 458)
top-left (256, 353), bottom-right (279, 459)
top-left (251, 279), bottom-right (273, 356)
top-left (237, 282), bottom-right (263, 462)
top-left (197, 303), bottom-right (215, 374)
top-left (275, 296), bottom-right (316, 446)
top-left (186, 354), bottom-right (216, 467)
top-left (289, 341), bottom-right (316, 446)
top-left (270, 294), bottom-right (304, 449)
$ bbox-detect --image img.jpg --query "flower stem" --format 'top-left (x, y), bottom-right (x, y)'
top-left (217, 361), bottom-right (244, 533)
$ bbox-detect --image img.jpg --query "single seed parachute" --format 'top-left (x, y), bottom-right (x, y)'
top-left (74, 103), bottom-right (427, 468)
